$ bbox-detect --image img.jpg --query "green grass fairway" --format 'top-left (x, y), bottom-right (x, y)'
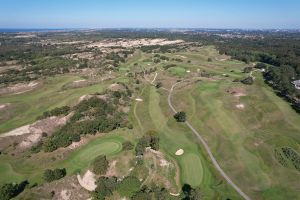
top-left (0, 75), bottom-right (111, 133)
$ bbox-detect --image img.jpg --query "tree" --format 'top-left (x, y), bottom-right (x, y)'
top-left (207, 58), bottom-right (212, 62)
top-left (174, 112), bottom-right (186, 122)
top-left (93, 155), bottom-right (109, 175)
top-left (0, 181), bottom-right (29, 200)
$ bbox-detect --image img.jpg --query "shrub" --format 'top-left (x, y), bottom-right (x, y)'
top-left (93, 155), bottom-right (109, 175)
top-left (43, 168), bottom-right (66, 182)
top-left (122, 141), bottom-right (134, 151)
top-left (241, 77), bottom-right (254, 85)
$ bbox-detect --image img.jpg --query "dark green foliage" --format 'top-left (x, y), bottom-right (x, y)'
top-left (174, 111), bottom-right (186, 122)
top-left (156, 82), bottom-right (163, 88)
top-left (135, 135), bottom-right (160, 156)
top-left (43, 96), bottom-right (128, 152)
top-left (38, 106), bottom-right (70, 119)
top-left (255, 62), bottom-right (267, 69)
top-left (163, 64), bottom-right (177, 70)
top-left (132, 186), bottom-right (174, 200)
top-left (243, 66), bottom-right (253, 73)
top-left (264, 65), bottom-right (297, 95)
top-left (207, 58), bottom-right (212, 62)
top-left (0, 181), bottom-right (29, 200)
top-left (276, 147), bottom-right (300, 172)
top-left (93, 155), bottom-right (109, 175)
top-left (182, 184), bottom-right (202, 200)
top-left (117, 176), bottom-right (141, 197)
top-left (122, 141), bottom-right (134, 151)
top-left (43, 168), bottom-right (66, 182)
top-left (93, 176), bottom-right (118, 200)
top-left (240, 77), bottom-right (254, 85)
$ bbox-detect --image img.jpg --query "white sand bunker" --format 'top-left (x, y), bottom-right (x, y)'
top-left (236, 104), bottom-right (245, 109)
top-left (135, 98), bottom-right (143, 102)
top-left (175, 149), bottom-right (184, 156)
top-left (0, 103), bottom-right (10, 110)
top-left (77, 170), bottom-right (97, 191)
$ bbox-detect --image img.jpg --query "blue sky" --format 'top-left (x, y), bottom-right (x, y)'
top-left (0, 0), bottom-right (299, 29)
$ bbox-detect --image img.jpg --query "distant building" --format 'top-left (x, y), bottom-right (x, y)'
top-left (292, 80), bottom-right (300, 90)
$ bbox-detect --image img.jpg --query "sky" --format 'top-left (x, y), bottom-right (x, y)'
top-left (0, 0), bottom-right (299, 29)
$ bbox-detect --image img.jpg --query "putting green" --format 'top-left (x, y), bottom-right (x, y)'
top-left (58, 137), bottom-right (123, 174)
top-left (181, 153), bottom-right (203, 186)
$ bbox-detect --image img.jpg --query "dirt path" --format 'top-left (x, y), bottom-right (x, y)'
top-left (167, 80), bottom-right (251, 200)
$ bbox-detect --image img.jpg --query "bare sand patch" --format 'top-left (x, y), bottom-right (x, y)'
top-left (106, 160), bottom-right (118, 177)
top-left (236, 104), bottom-right (245, 109)
top-left (226, 87), bottom-right (247, 97)
top-left (77, 170), bottom-right (97, 191)
top-left (60, 190), bottom-right (71, 200)
top-left (69, 137), bottom-right (87, 150)
top-left (19, 133), bottom-right (42, 148)
top-left (73, 79), bottom-right (86, 84)
top-left (0, 81), bottom-right (40, 95)
top-left (175, 149), bottom-right (184, 156)
top-left (87, 38), bottom-right (184, 48)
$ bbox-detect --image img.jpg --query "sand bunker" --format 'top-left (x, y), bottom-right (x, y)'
top-left (236, 104), bottom-right (245, 109)
top-left (0, 103), bottom-right (10, 110)
top-left (175, 149), bottom-right (184, 156)
top-left (77, 170), bottom-right (97, 191)
top-left (135, 98), bottom-right (143, 102)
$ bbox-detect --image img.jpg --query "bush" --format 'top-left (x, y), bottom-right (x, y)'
top-left (243, 66), bottom-right (253, 73)
top-left (241, 77), bottom-right (254, 85)
top-left (122, 141), bottom-right (134, 151)
top-left (174, 112), bottom-right (186, 122)
top-left (93, 155), bottom-right (109, 175)
top-left (43, 168), bottom-right (66, 182)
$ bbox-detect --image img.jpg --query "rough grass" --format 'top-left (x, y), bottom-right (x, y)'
top-left (171, 65), bottom-right (300, 199)
top-left (0, 75), bottom-right (112, 133)
top-left (0, 134), bottom-right (124, 184)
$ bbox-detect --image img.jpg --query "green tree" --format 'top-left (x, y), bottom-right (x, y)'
top-left (174, 112), bottom-right (186, 122)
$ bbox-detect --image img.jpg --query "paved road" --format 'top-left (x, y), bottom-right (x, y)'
top-left (167, 81), bottom-right (251, 200)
